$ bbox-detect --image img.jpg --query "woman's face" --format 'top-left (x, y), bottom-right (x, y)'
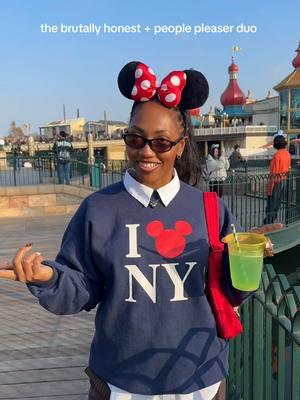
top-left (213, 148), bottom-right (219, 158)
top-left (126, 101), bottom-right (186, 189)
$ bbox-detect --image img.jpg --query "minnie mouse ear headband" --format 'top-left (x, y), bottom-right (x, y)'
top-left (211, 144), bottom-right (220, 149)
top-left (117, 61), bottom-right (209, 110)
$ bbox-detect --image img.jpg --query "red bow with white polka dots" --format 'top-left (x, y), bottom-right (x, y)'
top-left (130, 63), bottom-right (187, 108)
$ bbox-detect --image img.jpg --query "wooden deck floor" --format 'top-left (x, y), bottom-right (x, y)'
top-left (0, 215), bottom-right (94, 399)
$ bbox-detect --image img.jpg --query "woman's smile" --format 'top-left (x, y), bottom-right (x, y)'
top-left (136, 160), bottom-right (161, 173)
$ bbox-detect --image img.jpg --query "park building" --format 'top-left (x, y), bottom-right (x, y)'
top-left (244, 94), bottom-right (279, 126)
top-left (193, 41), bottom-right (300, 159)
top-left (82, 121), bottom-right (127, 140)
top-left (39, 118), bottom-right (127, 142)
top-left (95, 120), bottom-right (127, 138)
top-left (273, 41), bottom-right (300, 150)
top-left (193, 55), bottom-right (278, 158)
top-left (39, 118), bottom-right (86, 140)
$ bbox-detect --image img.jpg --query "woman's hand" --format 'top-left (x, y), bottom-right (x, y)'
top-left (0, 244), bottom-right (54, 284)
top-left (249, 223), bottom-right (283, 257)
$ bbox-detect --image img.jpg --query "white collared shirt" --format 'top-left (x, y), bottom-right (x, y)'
top-left (107, 170), bottom-right (221, 400)
top-left (123, 169), bottom-right (180, 207)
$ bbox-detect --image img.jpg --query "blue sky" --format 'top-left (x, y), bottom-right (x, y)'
top-left (0, 0), bottom-right (299, 136)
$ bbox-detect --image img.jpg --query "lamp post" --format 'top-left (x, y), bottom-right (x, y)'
top-left (199, 113), bottom-right (203, 128)
top-left (222, 112), bottom-right (228, 128)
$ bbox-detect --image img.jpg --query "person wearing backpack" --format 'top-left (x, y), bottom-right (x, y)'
top-left (52, 130), bottom-right (73, 184)
top-left (228, 144), bottom-right (245, 170)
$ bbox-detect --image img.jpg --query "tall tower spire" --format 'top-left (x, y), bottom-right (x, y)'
top-left (220, 57), bottom-right (246, 107)
top-left (292, 41), bottom-right (300, 69)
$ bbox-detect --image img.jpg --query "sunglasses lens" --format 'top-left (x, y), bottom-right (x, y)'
top-left (124, 134), bottom-right (145, 149)
top-left (123, 133), bottom-right (175, 153)
top-left (151, 140), bottom-right (172, 153)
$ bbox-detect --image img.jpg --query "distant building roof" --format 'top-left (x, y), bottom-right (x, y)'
top-left (247, 96), bottom-right (279, 105)
top-left (39, 118), bottom-right (86, 128)
top-left (98, 120), bottom-right (127, 126)
top-left (39, 118), bottom-right (127, 129)
top-left (274, 42), bottom-right (300, 91)
top-left (273, 69), bottom-right (300, 91)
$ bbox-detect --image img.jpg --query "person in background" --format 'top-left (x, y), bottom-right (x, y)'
top-left (264, 133), bottom-right (291, 224)
top-left (52, 131), bottom-right (73, 184)
top-left (206, 144), bottom-right (230, 198)
top-left (12, 139), bottom-right (23, 170)
top-left (229, 144), bottom-right (245, 169)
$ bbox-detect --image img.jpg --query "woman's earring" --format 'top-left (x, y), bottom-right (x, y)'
top-left (176, 154), bottom-right (181, 159)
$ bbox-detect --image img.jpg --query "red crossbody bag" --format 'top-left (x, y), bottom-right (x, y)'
top-left (203, 192), bottom-right (243, 340)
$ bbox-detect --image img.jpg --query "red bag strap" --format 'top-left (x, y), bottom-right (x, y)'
top-left (203, 192), bottom-right (224, 251)
top-left (203, 191), bottom-right (243, 339)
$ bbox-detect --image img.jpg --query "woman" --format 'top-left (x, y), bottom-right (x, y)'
top-left (206, 145), bottom-right (229, 198)
top-left (0, 62), bottom-right (275, 400)
top-left (264, 133), bottom-right (291, 224)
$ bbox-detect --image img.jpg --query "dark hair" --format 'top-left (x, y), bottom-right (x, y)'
top-left (234, 144), bottom-right (240, 150)
top-left (273, 135), bottom-right (287, 150)
top-left (209, 145), bottom-right (220, 158)
top-left (175, 110), bottom-right (201, 187)
top-left (129, 99), bottom-right (201, 187)
top-left (60, 130), bottom-right (67, 138)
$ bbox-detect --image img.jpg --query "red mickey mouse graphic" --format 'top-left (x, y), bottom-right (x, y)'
top-left (146, 220), bottom-right (192, 258)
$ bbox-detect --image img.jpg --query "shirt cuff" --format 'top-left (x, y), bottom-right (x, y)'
top-left (26, 261), bottom-right (59, 290)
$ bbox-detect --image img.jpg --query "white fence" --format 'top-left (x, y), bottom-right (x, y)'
top-left (194, 125), bottom-right (278, 136)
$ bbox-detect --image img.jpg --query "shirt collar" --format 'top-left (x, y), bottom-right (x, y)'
top-left (124, 169), bottom-right (180, 207)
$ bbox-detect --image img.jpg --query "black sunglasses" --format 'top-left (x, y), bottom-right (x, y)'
top-left (122, 132), bottom-right (185, 153)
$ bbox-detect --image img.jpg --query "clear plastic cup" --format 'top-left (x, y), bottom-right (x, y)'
top-left (222, 232), bottom-right (267, 291)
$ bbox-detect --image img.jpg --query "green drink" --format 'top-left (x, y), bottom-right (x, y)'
top-left (228, 253), bottom-right (264, 290)
top-left (222, 233), bottom-right (267, 291)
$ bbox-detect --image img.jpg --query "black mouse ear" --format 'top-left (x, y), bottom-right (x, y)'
top-left (179, 70), bottom-right (209, 110)
top-left (117, 61), bottom-right (141, 99)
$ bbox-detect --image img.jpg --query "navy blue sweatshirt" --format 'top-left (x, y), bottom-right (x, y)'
top-left (28, 181), bottom-right (249, 395)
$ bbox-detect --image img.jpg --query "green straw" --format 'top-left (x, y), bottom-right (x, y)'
top-left (231, 224), bottom-right (240, 249)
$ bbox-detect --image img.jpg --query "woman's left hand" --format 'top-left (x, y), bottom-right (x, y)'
top-left (249, 223), bottom-right (283, 257)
